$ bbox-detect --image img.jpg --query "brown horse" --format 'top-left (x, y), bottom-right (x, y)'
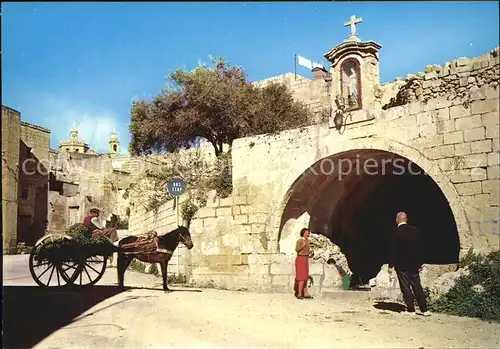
top-left (117, 226), bottom-right (194, 292)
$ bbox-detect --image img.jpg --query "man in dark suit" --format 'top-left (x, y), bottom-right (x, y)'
top-left (388, 212), bottom-right (430, 316)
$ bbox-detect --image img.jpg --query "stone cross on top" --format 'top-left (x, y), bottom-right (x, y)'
top-left (344, 15), bottom-right (362, 42)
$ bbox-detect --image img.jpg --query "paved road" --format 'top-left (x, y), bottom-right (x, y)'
top-left (3, 253), bottom-right (38, 285)
top-left (4, 255), bottom-right (500, 349)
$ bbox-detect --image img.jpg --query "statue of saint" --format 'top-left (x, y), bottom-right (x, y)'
top-left (347, 67), bottom-right (358, 106)
top-left (341, 61), bottom-right (360, 109)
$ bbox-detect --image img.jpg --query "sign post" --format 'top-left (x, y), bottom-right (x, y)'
top-left (176, 196), bottom-right (179, 226)
top-left (167, 177), bottom-right (186, 276)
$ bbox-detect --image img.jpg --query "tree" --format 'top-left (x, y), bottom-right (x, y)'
top-left (129, 57), bottom-right (311, 157)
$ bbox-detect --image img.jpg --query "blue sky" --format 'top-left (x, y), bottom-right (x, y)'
top-left (2, 2), bottom-right (499, 154)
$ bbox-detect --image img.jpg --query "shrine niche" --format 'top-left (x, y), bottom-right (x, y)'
top-left (340, 58), bottom-right (362, 111)
top-left (324, 14), bottom-right (382, 119)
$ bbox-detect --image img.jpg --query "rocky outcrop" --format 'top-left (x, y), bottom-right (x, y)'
top-left (429, 267), bottom-right (470, 299)
top-left (369, 264), bottom-right (403, 301)
top-left (309, 234), bottom-right (351, 275)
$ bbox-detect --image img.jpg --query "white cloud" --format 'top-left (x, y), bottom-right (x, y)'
top-left (37, 96), bottom-right (129, 154)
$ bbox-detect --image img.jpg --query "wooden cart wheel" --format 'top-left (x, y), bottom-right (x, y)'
top-left (29, 234), bottom-right (80, 288)
top-left (68, 254), bottom-right (108, 287)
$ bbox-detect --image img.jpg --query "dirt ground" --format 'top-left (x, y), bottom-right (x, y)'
top-left (25, 269), bottom-right (499, 349)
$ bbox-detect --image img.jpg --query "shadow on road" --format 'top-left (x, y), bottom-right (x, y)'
top-left (133, 285), bottom-right (203, 292)
top-left (372, 301), bottom-right (406, 313)
top-left (3, 285), bottom-right (127, 348)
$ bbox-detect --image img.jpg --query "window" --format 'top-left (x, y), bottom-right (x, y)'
top-left (75, 148), bottom-right (79, 153)
top-left (113, 144), bottom-right (117, 151)
top-left (68, 206), bottom-right (79, 225)
top-left (21, 187), bottom-right (29, 200)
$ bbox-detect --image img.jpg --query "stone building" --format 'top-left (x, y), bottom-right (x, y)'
top-left (1, 115), bottom-right (130, 242)
top-left (58, 124), bottom-right (97, 154)
top-left (127, 15), bottom-right (499, 294)
top-left (2, 105), bottom-right (51, 252)
top-left (46, 127), bottom-right (159, 233)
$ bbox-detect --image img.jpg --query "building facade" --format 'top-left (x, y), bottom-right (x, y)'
top-left (2, 106), bottom-right (51, 252)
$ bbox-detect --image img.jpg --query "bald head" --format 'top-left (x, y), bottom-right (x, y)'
top-left (396, 212), bottom-right (407, 225)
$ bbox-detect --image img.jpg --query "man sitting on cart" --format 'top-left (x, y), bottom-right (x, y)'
top-left (83, 208), bottom-right (118, 244)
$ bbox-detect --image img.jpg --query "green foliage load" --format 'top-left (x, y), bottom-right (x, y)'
top-left (429, 249), bottom-right (500, 322)
top-left (66, 223), bottom-right (109, 245)
top-left (65, 223), bottom-right (91, 243)
top-left (35, 224), bottom-right (115, 260)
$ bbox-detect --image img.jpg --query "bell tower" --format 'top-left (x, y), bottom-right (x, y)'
top-left (109, 130), bottom-right (120, 154)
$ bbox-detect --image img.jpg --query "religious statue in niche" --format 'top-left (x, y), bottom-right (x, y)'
top-left (340, 59), bottom-right (362, 110)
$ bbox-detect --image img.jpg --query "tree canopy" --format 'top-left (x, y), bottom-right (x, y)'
top-left (129, 58), bottom-right (312, 157)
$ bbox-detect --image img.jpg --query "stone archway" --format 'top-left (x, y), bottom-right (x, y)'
top-left (267, 137), bottom-right (471, 268)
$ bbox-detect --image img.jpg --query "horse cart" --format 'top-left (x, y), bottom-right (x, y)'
top-left (29, 232), bottom-right (117, 288)
top-left (29, 224), bottom-right (194, 289)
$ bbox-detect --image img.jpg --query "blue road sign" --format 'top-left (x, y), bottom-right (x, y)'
top-left (167, 177), bottom-right (186, 196)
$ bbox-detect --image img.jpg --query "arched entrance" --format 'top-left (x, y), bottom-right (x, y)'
top-left (274, 141), bottom-right (469, 284)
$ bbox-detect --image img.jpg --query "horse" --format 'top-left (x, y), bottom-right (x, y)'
top-left (116, 226), bottom-right (194, 292)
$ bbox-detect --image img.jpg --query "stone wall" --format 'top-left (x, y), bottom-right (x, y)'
top-left (19, 121), bottom-right (51, 164)
top-left (231, 47), bottom-right (499, 257)
top-left (46, 145), bottom-right (216, 233)
top-left (18, 121), bottom-right (51, 244)
top-left (47, 190), bottom-right (93, 234)
top-left (253, 73), bottom-right (332, 124)
top-left (127, 47), bottom-right (499, 294)
top-left (128, 190), bottom-right (344, 293)
top-left (46, 151), bottom-right (165, 232)
top-left (48, 191), bottom-right (68, 233)
top-left (383, 48), bottom-right (500, 108)
top-left (2, 107), bottom-right (52, 249)
top-left (2, 106), bottom-right (21, 253)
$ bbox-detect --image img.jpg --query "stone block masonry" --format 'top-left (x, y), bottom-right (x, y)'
top-left (2, 106), bottom-right (52, 251)
top-left (2, 106), bottom-right (21, 253)
top-left (45, 150), bottom-right (172, 235)
top-left (126, 46), bottom-right (499, 294)
top-left (383, 47), bottom-right (499, 108)
top-left (18, 121), bottom-right (51, 245)
top-left (128, 190), bottom-right (343, 293)
top-left (253, 73), bottom-right (331, 124)
top-left (20, 121), bottom-right (51, 164)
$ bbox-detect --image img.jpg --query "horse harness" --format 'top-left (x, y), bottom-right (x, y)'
top-left (120, 230), bottom-right (190, 255)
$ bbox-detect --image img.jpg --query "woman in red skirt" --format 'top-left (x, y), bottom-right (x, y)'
top-left (295, 228), bottom-right (314, 299)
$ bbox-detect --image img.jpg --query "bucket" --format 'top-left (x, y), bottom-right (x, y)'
top-left (342, 275), bottom-right (351, 290)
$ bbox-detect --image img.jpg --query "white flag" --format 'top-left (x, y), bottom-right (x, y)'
top-left (297, 55), bottom-right (312, 70)
top-left (312, 61), bottom-right (324, 69)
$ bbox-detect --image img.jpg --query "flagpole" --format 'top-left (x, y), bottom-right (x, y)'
top-left (294, 53), bottom-right (297, 80)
